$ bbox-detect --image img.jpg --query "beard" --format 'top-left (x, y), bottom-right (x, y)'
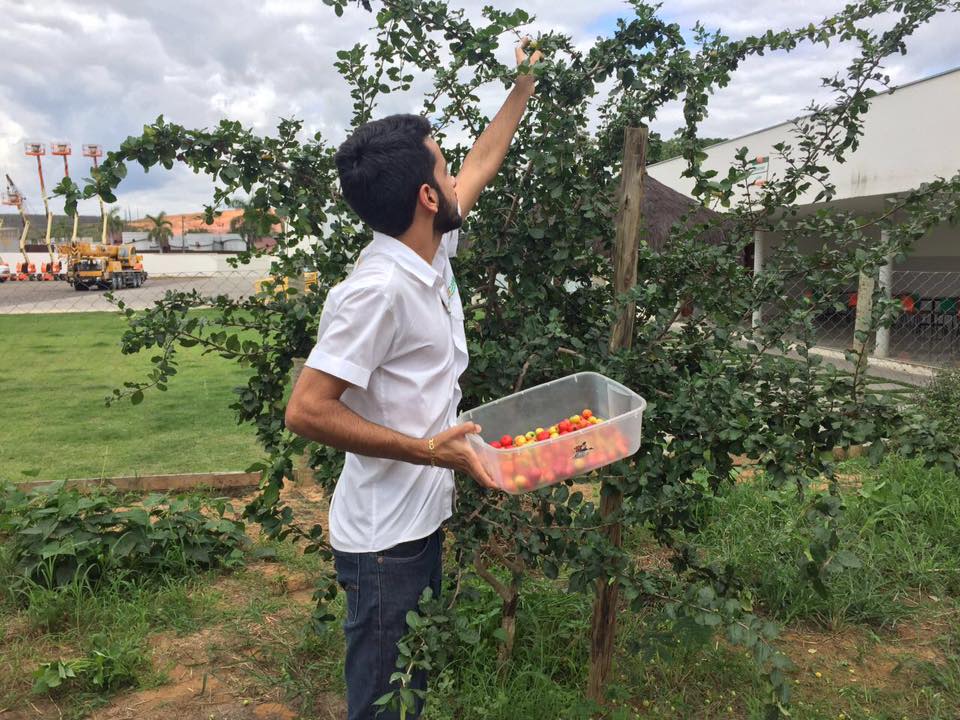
top-left (433, 187), bottom-right (463, 235)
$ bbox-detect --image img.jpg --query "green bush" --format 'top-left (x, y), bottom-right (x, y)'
top-left (32, 635), bottom-right (145, 695)
top-left (683, 456), bottom-right (960, 626)
top-left (918, 369), bottom-right (960, 440)
top-left (0, 482), bottom-right (248, 594)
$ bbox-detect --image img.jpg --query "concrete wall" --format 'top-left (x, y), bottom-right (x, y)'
top-left (649, 68), bottom-right (960, 206)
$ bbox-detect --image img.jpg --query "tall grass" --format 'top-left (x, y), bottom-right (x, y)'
top-left (682, 455), bottom-right (960, 626)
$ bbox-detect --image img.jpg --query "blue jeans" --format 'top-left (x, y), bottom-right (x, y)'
top-left (333, 527), bottom-right (444, 720)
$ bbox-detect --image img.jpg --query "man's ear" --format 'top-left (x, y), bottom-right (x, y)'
top-left (418, 183), bottom-right (439, 214)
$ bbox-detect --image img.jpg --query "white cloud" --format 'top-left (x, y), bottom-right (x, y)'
top-left (0, 0), bottom-right (957, 216)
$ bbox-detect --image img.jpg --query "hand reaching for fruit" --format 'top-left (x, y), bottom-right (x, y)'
top-left (429, 422), bottom-right (498, 490)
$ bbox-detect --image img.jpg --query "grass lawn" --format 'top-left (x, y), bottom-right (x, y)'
top-left (0, 312), bottom-right (265, 482)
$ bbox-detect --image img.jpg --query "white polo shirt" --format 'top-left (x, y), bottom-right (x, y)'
top-left (305, 228), bottom-right (469, 553)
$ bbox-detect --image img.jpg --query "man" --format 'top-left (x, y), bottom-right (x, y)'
top-left (284, 39), bottom-right (543, 720)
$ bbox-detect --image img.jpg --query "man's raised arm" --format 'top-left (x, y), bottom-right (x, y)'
top-left (455, 38), bottom-right (543, 218)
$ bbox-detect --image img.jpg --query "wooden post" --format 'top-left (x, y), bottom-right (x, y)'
top-left (289, 272), bottom-right (311, 484)
top-left (588, 126), bottom-right (647, 703)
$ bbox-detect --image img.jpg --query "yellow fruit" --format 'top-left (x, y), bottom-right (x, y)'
top-left (550, 431), bottom-right (559, 439)
top-left (535, 427), bottom-right (545, 434)
top-left (569, 415), bottom-right (581, 424)
top-left (525, 431), bottom-right (536, 441)
top-left (514, 435), bottom-right (526, 446)
top-left (549, 425), bottom-right (558, 433)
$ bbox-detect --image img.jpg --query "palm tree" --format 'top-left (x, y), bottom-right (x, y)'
top-left (146, 212), bottom-right (173, 253)
top-left (228, 197), bottom-right (276, 251)
top-left (106, 206), bottom-right (125, 243)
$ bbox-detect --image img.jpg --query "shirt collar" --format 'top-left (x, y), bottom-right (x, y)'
top-left (367, 232), bottom-right (442, 287)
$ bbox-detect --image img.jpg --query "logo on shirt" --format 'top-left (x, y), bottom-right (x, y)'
top-left (447, 276), bottom-right (457, 300)
top-left (573, 441), bottom-right (594, 459)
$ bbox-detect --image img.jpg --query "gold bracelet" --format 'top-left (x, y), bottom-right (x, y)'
top-left (428, 437), bottom-right (436, 466)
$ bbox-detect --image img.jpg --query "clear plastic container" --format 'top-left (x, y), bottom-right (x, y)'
top-left (457, 372), bottom-right (647, 494)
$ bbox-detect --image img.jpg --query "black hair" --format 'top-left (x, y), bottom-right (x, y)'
top-left (335, 114), bottom-right (438, 237)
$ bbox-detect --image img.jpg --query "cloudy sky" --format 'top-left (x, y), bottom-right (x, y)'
top-left (1, 0), bottom-right (958, 219)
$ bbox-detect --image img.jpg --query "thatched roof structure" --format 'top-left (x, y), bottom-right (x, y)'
top-left (639, 173), bottom-right (727, 252)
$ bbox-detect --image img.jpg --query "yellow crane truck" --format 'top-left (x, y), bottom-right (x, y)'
top-left (58, 242), bottom-right (148, 291)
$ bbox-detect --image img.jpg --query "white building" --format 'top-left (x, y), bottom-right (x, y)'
top-left (649, 66), bottom-right (960, 366)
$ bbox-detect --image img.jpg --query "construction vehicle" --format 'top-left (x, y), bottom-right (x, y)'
top-left (58, 241), bottom-right (148, 291)
top-left (50, 142), bottom-right (77, 279)
top-left (253, 271), bottom-right (318, 296)
top-left (3, 174), bottom-right (33, 281)
top-left (25, 142), bottom-right (56, 281)
top-left (82, 144), bottom-right (110, 245)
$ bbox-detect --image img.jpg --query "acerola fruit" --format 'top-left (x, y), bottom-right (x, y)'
top-left (500, 434), bottom-right (513, 446)
top-left (514, 435), bottom-right (526, 447)
top-left (525, 431), bottom-right (536, 441)
top-left (537, 431), bottom-right (550, 441)
top-left (570, 415), bottom-right (582, 424)
top-left (491, 441), bottom-right (502, 449)
top-left (582, 409), bottom-right (593, 419)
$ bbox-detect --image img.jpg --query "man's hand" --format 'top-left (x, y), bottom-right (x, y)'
top-left (515, 36), bottom-right (544, 79)
top-left (431, 422), bottom-right (498, 490)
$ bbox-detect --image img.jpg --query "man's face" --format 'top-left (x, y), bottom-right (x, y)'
top-left (426, 137), bottom-right (462, 235)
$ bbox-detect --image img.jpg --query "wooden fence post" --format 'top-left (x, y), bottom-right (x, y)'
top-left (587, 125), bottom-right (647, 703)
top-left (288, 272), bottom-right (311, 484)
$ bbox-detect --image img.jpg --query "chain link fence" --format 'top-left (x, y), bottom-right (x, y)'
top-left (0, 270), bottom-right (271, 315)
top-left (771, 270), bottom-right (960, 368)
top-left (3, 266), bottom-right (958, 368)
top-left (881, 270), bottom-right (960, 366)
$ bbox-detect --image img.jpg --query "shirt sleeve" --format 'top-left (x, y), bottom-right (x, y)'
top-left (305, 285), bottom-right (395, 390)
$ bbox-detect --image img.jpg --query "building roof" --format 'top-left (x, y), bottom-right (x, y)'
top-left (648, 66), bottom-right (960, 208)
top-left (127, 209), bottom-right (245, 234)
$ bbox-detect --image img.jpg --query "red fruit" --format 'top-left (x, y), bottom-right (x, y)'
top-left (558, 419), bottom-right (572, 432)
top-left (582, 409), bottom-right (593, 419)
top-left (491, 441), bottom-right (503, 449)
top-left (500, 435), bottom-right (513, 446)
top-left (537, 430), bottom-right (550, 441)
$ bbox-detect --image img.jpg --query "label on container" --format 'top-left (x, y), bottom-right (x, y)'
top-left (573, 441), bottom-right (594, 459)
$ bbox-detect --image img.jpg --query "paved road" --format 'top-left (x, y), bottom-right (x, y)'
top-left (0, 274), bottom-right (260, 314)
